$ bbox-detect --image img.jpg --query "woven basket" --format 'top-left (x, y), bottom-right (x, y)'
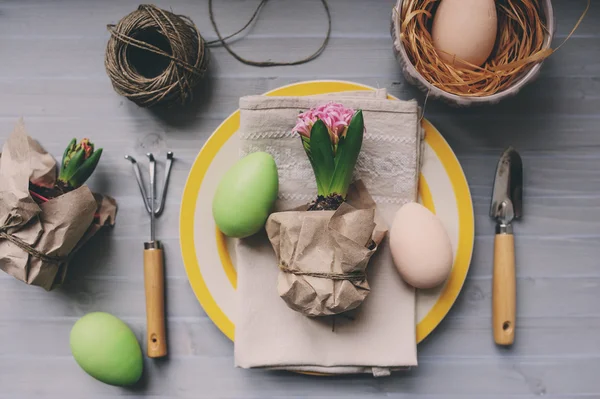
top-left (391, 0), bottom-right (555, 106)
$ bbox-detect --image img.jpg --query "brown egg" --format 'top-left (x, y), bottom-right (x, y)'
top-left (432, 0), bottom-right (498, 68)
top-left (389, 203), bottom-right (453, 289)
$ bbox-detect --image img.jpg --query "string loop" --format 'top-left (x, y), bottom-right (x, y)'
top-left (208, 0), bottom-right (332, 67)
top-left (105, 2), bottom-right (332, 107)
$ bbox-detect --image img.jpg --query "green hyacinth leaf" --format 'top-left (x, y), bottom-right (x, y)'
top-left (300, 135), bottom-right (322, 193)
top-left (301, 135), bottom-right (311, 157)
top-left (334, 135), bottom-right (345, 169)
top-left (309, 120), bottom-right (335, 196)
top-left (329, 110), bottom-right (364, 198)
top-left (62, 138), bottom-right (76, 169)
top-left (59, 147), bottom-right (85, 182)
top-left (68, 148), bottom-right (103, 189)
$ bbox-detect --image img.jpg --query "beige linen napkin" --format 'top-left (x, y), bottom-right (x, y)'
top-left (234, 89), bottom-right (423, 376)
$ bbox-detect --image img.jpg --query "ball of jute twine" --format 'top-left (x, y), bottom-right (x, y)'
top-left (105, 1), bottom-right (331, 108)
top-left (105, 4), bottom-right (209, 107)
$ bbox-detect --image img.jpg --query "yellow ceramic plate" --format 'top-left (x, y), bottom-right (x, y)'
top-left (180, 80), bottom-right (474, 343)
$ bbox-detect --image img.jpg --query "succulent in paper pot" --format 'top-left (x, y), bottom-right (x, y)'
top-left (293, 102), bottom-right (364, 211)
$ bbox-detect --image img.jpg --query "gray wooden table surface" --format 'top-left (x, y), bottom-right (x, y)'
top-left (0, 0), bottom-right (598, 397)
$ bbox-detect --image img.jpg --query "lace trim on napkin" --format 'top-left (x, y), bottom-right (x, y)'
top-left (240, 129), bottom-right (419, 205)
top-left (240, 129), bottom-right (417, 144)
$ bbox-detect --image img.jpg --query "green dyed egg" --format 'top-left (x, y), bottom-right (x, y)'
top-left (70, 312), bottom-right (143, 386)
top-left (213, 152), bottom-right (279, 238)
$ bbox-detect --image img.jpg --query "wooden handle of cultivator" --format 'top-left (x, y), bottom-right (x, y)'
top-left (144, 244), bottom-right (167, 358)
top-left (493, 233), bottom-right (516, 346)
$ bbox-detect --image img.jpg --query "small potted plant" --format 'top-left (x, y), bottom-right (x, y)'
top-left (0, 120), bottom-right (116, 290)
top-left (266, 103), bottom-right (385, 317)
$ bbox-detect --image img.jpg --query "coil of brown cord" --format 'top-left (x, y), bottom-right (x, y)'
top-left (105, 2), bottom-right (332, 107)
top-left (105, 4), bottom-right (209, 108)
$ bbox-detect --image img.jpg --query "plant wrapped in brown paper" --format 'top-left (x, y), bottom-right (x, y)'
top-left (265, 103), bottom-right (386, 317)
top-left (0, 120), bottom-right (117, 290)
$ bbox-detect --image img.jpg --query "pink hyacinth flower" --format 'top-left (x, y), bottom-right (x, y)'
top-left (292, 102), bottom-right (356, 146)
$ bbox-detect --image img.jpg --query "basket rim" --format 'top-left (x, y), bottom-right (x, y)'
top-left (392, 0), bottom-right (556, 104)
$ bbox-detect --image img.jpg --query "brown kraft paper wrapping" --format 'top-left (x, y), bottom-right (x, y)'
top-left (0, 119), bottom-right (117, 290)
top-left (265, 181), bottom-right (387, 317)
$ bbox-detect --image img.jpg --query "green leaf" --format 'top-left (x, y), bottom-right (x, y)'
top-left (300, 135), bottom-right (321, 193)
top-left (309, 120), bottom-right (335, 196)
top-left (334, 135), bottom-right (345, 169)
top-left (68, 148), bottom-right (103, 188)
top-left (58, 147), bottom-right (85, 182)
top-left (329, 110), bottom-right (364, 197)
top-left (301, 135), bottom-right (311, 157)
top-left (61, 138), bottom-right (76, 169)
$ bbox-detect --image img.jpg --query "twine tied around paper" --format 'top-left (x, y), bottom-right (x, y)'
top-left (280, 262), bottom-right (364, 331)
top-left (279, 264), bottom-right (367, 282)
top-left (105, 1), bottom-right (332, 107)
top-left (0, 215), bottom-right (67, 264)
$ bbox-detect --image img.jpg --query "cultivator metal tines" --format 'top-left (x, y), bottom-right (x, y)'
top-left (124, 151), bottom-right (174, 358)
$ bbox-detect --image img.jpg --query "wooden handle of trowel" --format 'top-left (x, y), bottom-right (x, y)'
top-left (493, 233), bottom-right (516, 346)
top-left (144, 244), bottom-right (167, 358)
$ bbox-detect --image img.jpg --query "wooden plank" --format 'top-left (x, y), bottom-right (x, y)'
top-left (472, 197), bottom-right (600, 238)
top-left (0, 35), bottom-right (598, 80)
top-left (0, 356), bottom-right (597, 397)
top-left (0, 0), bottom-right (388, 39)
top-left (0, 233), bottom-right (591, 281)
top-left (1, 315), bottom-right (599, 359)
top-left (2, 113), bottom-right (600, 160)
top-left (0, 75), bottom-right (599, 120)
top-left (0, 0), bottom-right (594, 38)
top-left (44, 190), bottom-right (600, 240)
top-left (0, 274), bottom-right (597, 320)
top-left (0, 396), bottom-right (593, 399)
top-left (470, 236), bottom-right (600, 278)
